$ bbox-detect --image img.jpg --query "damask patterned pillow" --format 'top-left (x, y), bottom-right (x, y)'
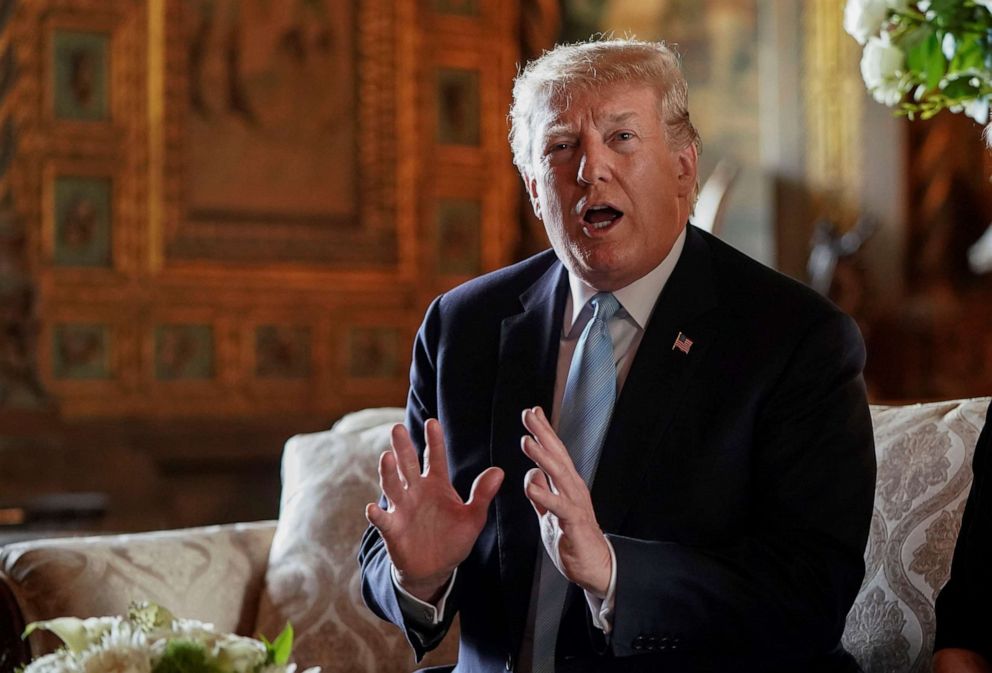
top-left (0, 522), bottom-right (274, 657)
top-left (842, 397), bottom-right (990, 673)
top-left (254, 408), bottom-right (459, 673)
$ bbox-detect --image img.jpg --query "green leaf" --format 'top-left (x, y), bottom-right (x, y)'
top-left (927, 33), bottom-right (949, 89)
top-left (950, 32), bottom-right (986, 70)
top-left (942, 75), bottom-right (981, 98)
top-left (904, 26), bottom-right (936, 73)
top-left (929, 0), bottom-right (959, 15)
top-left (268, 624), bottom-right (293, 666)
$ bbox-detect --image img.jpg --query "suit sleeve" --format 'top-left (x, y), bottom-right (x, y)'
top-left (357, 295), bottom-right (461, 660)
top-left (934, 399), bottom-right (992, 661)
top-left (607, 310), bottom-right (876, 664)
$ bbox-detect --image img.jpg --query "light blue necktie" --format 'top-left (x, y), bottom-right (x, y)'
top-left (532, 292), bottom-right (621, 673)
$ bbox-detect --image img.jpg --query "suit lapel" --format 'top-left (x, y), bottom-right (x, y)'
top-left (490, 259), bottom-right (568, 652)
top-left (590, 225), bottom-right (720, 533)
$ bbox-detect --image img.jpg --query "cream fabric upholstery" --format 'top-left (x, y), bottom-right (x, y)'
top-left (0, 522), bottom-right (274, 656)
top-left (843, 398), bottom-right (991, 673)
top-left (254, 408), bottom-right (459, 673)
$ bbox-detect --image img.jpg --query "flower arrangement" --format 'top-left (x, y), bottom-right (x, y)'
top-left (20, 603), bottom-right (318, 673)
top-left (844, 0), bottom-right (992, 123)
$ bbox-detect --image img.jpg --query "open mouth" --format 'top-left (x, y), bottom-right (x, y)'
top-left (582, 205), bottom-right (624, 236)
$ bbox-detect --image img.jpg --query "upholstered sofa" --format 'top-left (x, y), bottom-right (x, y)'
top-left (1, 399), bottom-right (988, 673)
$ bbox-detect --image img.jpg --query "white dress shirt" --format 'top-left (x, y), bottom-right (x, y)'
top-left (392, 228), bottom-right (688, 666)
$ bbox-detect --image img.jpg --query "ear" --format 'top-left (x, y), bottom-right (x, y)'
top-left (525, 174), bottom-right (543, 221)
top-left (675, 143), bottom-right (698, 198)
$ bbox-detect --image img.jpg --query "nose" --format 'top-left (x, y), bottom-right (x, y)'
top-left (577, 141), bottom-right (611, 185)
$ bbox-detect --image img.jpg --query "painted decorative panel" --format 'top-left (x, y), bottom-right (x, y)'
top-left (437, 198), bottom-right (482, 276)
top-left (155, 325), bottom-right (214, 380)
top-left (53, 324), bottom-right (110, 379)
top-left (162, 0), bottom-right (397, 267)
top-left (52, 30), bottom-right (109, 121)
top-left (437, 68), bottom-right (481, 146)
top-left (348, 327), bottom-right (401, 379)
top-left (255, 325), bottom-right (311, 379)
top-left (53, 176), bottom-right (112, 267)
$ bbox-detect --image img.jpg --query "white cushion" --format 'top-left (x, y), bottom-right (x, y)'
top-left (843, 397), bottom-right (990, 672)
top-left (255, 408), bottom-right (459, 672)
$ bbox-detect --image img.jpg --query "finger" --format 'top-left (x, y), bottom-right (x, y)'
top-left (521, 434), bottom-right (575, 489)
top-left (390, 423), bottom-right (422, 487)
top-left (466, 467), bottom-right (505, 520)
top-left (424, 418), bottom-right (450, 482)
top-left (522, 406), bottom-right (568, 457)
top-left (523, 467), bottom-right (551, 517)
top-left (365, 502), bottom-right (393, 534)
top-left (378, 450), bottom-right (406, 506)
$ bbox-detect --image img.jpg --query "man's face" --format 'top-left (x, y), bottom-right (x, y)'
top-left (526, 82), bottom-right (698, 291)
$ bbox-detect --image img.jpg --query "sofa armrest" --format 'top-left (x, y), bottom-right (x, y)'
top-left (0, 521), bottom-right (276, 671)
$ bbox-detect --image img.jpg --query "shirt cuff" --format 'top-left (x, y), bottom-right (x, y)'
top-left (391, 563), bottom-right (457, 627)
top-left (583, 535), bottom-right (617, 634)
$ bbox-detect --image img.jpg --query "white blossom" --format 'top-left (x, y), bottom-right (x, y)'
top-left (860, 35), bottom-right (907, 106)
top-left (975, 0), bottom-right (992, 13)
top-left (23, 604), bottom-right (318, 673)
top-left (964, 97), bottom-right (990, 125)
top-left (845, 0), bottom-right (888, 44)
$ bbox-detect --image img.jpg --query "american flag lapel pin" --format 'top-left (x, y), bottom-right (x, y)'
top-left (672, 331), bottom-right (693, 354)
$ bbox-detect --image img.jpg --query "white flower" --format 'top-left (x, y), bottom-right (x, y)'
top-left (964, 97), bottom-right (990, 124)
top-left (975, 0), bottom-right (992, 13)
top-left (861, 35), bottom-right (907, 106)
top-left (24, 652), bottom-right (80, 673)
top-left (214, 634), bottom-right (268, 673)
top-left (23, 604), bottom-right (319, 673)
top-left (78, 643), bottom-right (150, 673)
top-left (24, 617), bottom-right (123, 653)
top-left (845, 0), bottom-right (888, 44)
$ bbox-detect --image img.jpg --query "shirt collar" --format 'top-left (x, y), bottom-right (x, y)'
top-left (563, 227), bottom-right (687, 337)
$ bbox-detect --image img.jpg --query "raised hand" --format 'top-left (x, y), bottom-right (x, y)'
top-left (365, 419), bottom-right (504, 603)
top-left (521, 406), bottom-right (612, 597)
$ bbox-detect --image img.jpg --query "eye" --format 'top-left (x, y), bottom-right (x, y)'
top-left (547, 141), bottom-right (573, 153)
top-left (614, 131), bottom-right (635, 142)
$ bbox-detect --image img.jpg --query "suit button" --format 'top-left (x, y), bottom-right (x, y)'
top-left (632, 635), bottom-right (645, 651)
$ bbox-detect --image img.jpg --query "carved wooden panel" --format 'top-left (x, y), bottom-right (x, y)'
top-left (2, 0), bottom-right (522, 419)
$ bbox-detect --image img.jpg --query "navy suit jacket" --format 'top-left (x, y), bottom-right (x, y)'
top-left (359, 225), bottom-right (876, 672)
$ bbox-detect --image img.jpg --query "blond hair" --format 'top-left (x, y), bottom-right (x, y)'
top-left (508, 38), bottom-right (701, 200)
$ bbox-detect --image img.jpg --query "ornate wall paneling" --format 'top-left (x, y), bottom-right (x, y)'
top-left (155, 0), bottom-right (404, 273)
top-left (5, 0), bottom-right (458, 420)
top-left (423, 0), bottom-right (520, 304)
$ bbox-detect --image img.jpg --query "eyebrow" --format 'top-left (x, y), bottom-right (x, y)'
top-left (542, 111), bottom-right (641, 139)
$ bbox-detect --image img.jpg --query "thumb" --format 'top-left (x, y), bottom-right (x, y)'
top-left (466, 467), bottom-right (504, 515)
top-left (365, 502), bottom-right (392, 534)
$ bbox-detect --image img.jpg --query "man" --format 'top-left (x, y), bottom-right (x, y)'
top-left (359, 38), bottom-right (876, 672)
top-left (934, 398), bottom-right (992, 673)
